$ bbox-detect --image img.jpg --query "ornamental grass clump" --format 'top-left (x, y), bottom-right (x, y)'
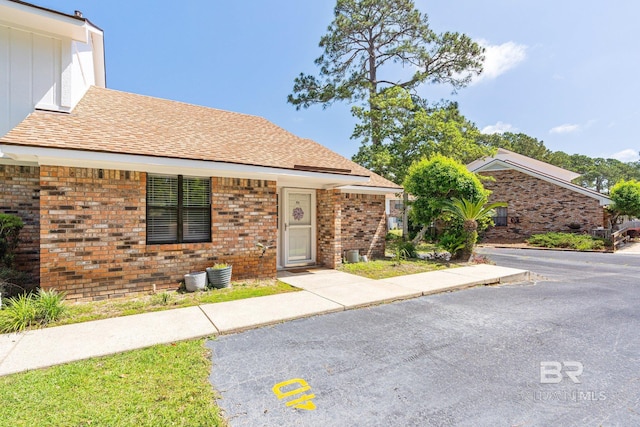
top-left (0, 288), bottom-right (67, 333)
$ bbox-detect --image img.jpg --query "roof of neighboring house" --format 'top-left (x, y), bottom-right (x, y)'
top-left (0, 87), bottom-right (400, 191)
top-left (467, 148), bottom-right (581, 182)
top-left (467, 148), bottom-right (611, 206)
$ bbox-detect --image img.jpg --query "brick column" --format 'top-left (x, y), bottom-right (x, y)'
top-left (316, 189), bottom-right (342, 268)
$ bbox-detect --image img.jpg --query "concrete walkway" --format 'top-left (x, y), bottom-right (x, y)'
top-left (0, 264), bottom-right (528, 377)
top-left (614, 241), bottom-right (640, 254)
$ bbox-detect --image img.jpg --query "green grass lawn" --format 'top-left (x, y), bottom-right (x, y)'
top-left (0, 339), bottom-right (225, 427)
top-left (54, 280), bottom-right (298, 327)
top-left (339, 258), bottom-right (449, 280)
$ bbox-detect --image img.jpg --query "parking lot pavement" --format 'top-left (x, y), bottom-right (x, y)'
top-left (208, 249), bottom-right (640, 426)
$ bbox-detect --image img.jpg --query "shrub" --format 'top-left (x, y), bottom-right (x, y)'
top-left (438, 231), bottom-right (466, 258)
top-left (385, 231), bottom-right (402, 241)
top-left (211, 263), bottom-right (229, 269)
top-left (0, 289), bottom-right (67, 333)
top-left (0, 267), bottom-right (37, 298)
top-left (404, 155), bottom-right (489, 227)
top-left (397, 241), bottom-right (417, 258)
top-left (0, 293), bottom-right (37, 333)
top-left (0, 213), bottom-right (24, 268)
top-left (34, 289), bottom-right (67, 323)
top-left (151, 292), bottom-right (173, 306)
top-left (526, 232), bottom-right (605, 251)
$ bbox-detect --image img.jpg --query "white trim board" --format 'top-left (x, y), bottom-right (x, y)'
top-left (0, 144), bottom-right (408, 195)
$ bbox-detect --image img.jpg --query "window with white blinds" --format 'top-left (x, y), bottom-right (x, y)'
top-left (146, 175), bottom-right (211, 244)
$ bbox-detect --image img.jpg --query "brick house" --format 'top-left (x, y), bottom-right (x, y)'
top-left (467, 148), bottom-right (611, 241)
top-left (0, 1), bottom-right (401, 301)
top-left (385, 194), bottom-right (404, 230)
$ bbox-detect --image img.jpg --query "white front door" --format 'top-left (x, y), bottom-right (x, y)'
top-left (283, 189), bottom-right (316, 266)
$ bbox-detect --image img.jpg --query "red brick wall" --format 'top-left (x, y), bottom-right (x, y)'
top-left (316, 189), bottom-right (342, 268)
top-left (340, 193), bottom-right (386, 259)
top-left (480, 169), bottom-right (605, 241)
top-left (210, 177), bottom-right (277, 278)
top-left (0, 165), bottom-right (40, 279)
top-left (39, 167), bottom-right (277, 301)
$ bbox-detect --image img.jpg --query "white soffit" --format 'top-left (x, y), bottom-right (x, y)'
top-left (339, 185), bottom-right (401, 195)
top-left (0, 144), bottom-right (373, 187)
top-left (0, 1), bottom-right (94, 42)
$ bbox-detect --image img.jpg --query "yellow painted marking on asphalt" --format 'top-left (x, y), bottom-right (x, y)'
top-left (272, 378), bottom-right (317, 410)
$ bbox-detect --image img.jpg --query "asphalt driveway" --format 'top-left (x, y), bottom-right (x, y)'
top-left (208, 248), bottom-right (640, 426)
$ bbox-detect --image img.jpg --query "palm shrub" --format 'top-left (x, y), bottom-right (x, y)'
top-left (441, 196), bottom-right (507, 261)
top-left (438, 231), bottom-right (466, 257)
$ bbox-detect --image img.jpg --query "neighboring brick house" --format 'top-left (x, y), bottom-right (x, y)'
top-left (467, 148), bottom-right (611, 241)
top-left (385, 194), bottom-right (404, 230)
top-left (0, 1), bottom-right (401, 301)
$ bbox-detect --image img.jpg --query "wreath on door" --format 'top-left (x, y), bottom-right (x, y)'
top-left (292, 207), bottom-right (304, 221)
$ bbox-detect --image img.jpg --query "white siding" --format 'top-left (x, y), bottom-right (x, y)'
top-left (7, 28), bottom-right (36, 135)
top-left (0, 25), bottom-right (11, 137)
top-left (0, 24), bottom-right (97, 137)
top-left (32, 33), bottom-right (62, 110)
top-left (71, 40), bottom-right (96, 107)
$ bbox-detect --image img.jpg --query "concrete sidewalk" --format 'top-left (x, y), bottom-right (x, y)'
top-left (0, 264), bottom-right (528, 377)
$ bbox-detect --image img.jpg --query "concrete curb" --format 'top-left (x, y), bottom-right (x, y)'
top-left (0, 265), bottom-right (531, 377)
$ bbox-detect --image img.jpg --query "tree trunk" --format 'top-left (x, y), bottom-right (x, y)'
top-left (411, 225), bottom-right (428, 245)
top-left (367, 35), bottom-right (380, 147)
top-left (402, 191), bottom-right (409, 241)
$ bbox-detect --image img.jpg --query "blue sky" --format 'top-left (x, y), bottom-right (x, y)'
top-left (36, 0), bottom-right (640, 163)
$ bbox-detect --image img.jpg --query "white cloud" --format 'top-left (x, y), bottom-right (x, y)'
top-left (549, 124), bottom-right (580, 134)
top-left (610, 148), bottom-right (640, 162)
top-left (473, 40), bottom-right (527, 84)
top-left (481, 121), bottom-right (517, 134)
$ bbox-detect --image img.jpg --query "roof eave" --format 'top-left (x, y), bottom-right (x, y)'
top-left (0, 145), bottom-right (372, 188)
top-left (0, 0), bottom-right (101, 42)
top-left (338, 185), bottom-right (403, 195)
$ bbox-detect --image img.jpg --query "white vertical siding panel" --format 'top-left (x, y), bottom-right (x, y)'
top-left (60, 41), bottom-right (72, 108)
top-left (70, 40), bottom-right (93, 107)
top-left (9, 29), bottom-right (33, 132)
top-left (0, 26), bottom-right (11, 136)
top-left (53, 38), bottom-right (61, 107)
top-left (32, 33), bottom-right (56, 109)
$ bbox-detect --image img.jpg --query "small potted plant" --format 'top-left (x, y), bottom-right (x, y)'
top-left (206, 263), bottom-right (232, 289)
top-left (184, 271), bottom-right (207, 292)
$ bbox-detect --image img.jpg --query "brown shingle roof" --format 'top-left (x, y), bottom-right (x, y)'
top-left (0, 86), bottom-right (400, 189)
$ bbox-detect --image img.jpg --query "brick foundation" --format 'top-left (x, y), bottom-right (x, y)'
top-left (0, 165), bottom-right (40, 280)
top-left (480, 169), bottom-right (606, 241)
